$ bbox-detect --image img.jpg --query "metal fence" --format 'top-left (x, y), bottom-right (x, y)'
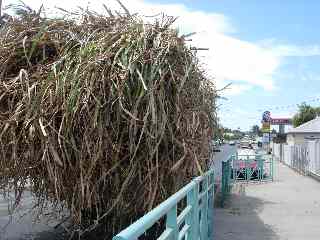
top-left (308, 140), bottom-right (320, 176)
top-left (233, 154), bottom-right (274, 182)
top-left (274, 140), bottom-right (320, 177)
top-left (113, 170), bottom-right (214, 240)
top-left (220, 153), bottom-right (273, 207)
top-left (291, 145), bottom-right (309, 174)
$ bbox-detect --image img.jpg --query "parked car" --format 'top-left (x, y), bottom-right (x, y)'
top-left (240, 139), bottom-right (250, 148)
top-left (213, 147), bottom-right (221, 152)
top-left (211, 140), bottom-right (221, 152)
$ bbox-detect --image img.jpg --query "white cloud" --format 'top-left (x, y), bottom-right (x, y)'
top-left (5, 0), bottom-right (320, 95)
top-left (194, 32), bottom-right (279, 90)
top-left (270, 45), bottom-right (320, 57)
top-left (271, 111), bottom-right (295, 118)
top-left (223, 84), bottom-right (253, 96)
top-left (258, 39), bottom-right (320, 57)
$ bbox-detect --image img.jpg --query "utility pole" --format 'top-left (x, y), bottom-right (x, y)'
top-left (0, 0), bottom-right (2, 17)
top-left (279, 124), bottom-right (285, 162)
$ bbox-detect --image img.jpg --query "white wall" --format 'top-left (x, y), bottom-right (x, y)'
top-left (287, 133), bottom-right (320, 145)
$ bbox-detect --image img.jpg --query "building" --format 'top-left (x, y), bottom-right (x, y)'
top-left (287, 116), bottom-right (320, 145)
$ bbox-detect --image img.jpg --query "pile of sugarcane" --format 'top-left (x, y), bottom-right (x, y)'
top-left (0, 3), bottom-right (217, 238)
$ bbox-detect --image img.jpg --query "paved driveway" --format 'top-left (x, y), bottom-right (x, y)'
top-left (214, 160), bottom-right (320, 240)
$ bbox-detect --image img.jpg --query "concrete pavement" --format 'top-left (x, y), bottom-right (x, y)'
top-left (214, 159), bottom-right (320, 240)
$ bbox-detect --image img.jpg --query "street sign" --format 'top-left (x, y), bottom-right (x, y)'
top-left (270, 118), bottom-right (292, 125)
top-left (261, 122), bottom-right (270, 133)
top-left (262, 133), bottom-right (270, 143)
top-left (262, 111), bottom-right (271, 122)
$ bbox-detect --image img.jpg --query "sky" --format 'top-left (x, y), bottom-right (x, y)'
top-left (3, 0), bottom-right (320, 131)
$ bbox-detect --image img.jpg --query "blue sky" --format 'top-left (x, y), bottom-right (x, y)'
top-left (4, 0), bottom-right (320, 131)
top-left (152, 0), bottom-right (320, 130)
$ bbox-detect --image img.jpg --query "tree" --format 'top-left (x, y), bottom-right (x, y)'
top-left (251, 125), bottom-right (261, 136)
top-left (293, 103), bottom-right (320, 127)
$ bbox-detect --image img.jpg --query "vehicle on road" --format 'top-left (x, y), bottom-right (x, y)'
top-left (229, 140), bottom-right (236, 145)
top-left (211, 140), bottom-right (221, 152)
top-left (240, 139), bottom-right (252, 149)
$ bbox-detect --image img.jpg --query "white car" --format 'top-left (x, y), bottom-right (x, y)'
top-left (240, 140), bottom-right (252, 149)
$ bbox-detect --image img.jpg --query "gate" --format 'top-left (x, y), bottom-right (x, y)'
top-left (220, 153), bottom-right (274, 207)
top-left (232, 154), bottom-right (274, 182)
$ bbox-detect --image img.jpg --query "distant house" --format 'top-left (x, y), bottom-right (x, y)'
top-left (287, 117), bottom-right (320, 145)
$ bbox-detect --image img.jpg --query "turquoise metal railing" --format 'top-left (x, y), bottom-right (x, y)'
top-left (113, 170), bottom-right (214, 240)
top-left (221, 155), bottom-right (234, 207)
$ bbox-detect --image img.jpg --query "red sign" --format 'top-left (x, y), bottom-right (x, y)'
top-left (270, 118), bottom-right (291, 125)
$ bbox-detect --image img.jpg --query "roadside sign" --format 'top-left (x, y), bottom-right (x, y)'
top-left (270, 118), bottom-right (292, 125)
top-left (262, 133), bottom-right (270, 143)
top-left (262, 111), bottom-right (271, 122)
top-left (261, 122), bottom-right (270, 133)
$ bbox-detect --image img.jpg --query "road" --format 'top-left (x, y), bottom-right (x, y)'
top-left (0, 191), bottom-right (63, 240)
top-left (210, 144), bottom-right (237, 184)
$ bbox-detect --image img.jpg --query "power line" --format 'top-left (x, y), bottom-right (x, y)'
top-left (257, 96), bottom-right (320, 112)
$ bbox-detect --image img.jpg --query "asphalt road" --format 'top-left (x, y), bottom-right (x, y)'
top-left (210, 144), bottom-right (237, 183)
top-left (0, 191), bottom-right (62, 240)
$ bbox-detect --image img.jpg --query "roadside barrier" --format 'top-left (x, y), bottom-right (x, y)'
top-left (113, 170), bottom-right (214, 240)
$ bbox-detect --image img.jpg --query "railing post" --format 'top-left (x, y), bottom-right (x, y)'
top-left (227, 158), bottom-right (231, 190)
top-left (246, 155), bottom-right (249, 181)
top-left (221, 161), bottom-right (226, 207)
top-left (271, 155), bottom-right (274, 181)
top-left (230, 155), bottom-right (234, 184)
top-left (257, 154), bottom-right (263, 181)
top-left (207, 172), bottom-right (214, 240)
top-left (201, 177), bottom-right (209, 240)
top-left (166, 206), bottom-right (178, 240)
top-left (233, 154), bottom-right (236, 182)
top-left (186, 182), bottom-right (199, 240)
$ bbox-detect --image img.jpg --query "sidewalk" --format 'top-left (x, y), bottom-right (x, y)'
top-left (214, 160), bottom-right (320, 240)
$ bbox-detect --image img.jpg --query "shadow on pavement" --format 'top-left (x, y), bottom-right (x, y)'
top-left (213, 184), bottom-right (279, 240)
